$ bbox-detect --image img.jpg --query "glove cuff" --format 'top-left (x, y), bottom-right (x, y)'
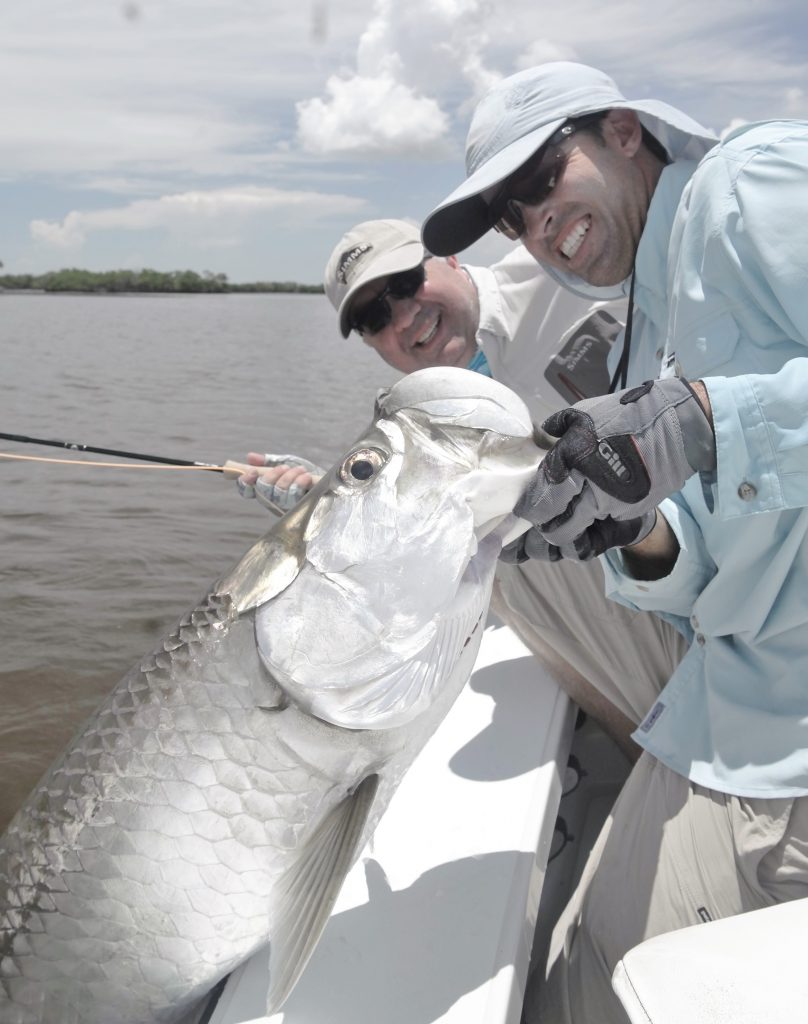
top-left (658, 377), bottom-right (716, 473)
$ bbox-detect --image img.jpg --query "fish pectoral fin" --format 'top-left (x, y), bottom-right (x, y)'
top-left (214, 533), bottom-right (304, 614)
top-left (265, 773), bottom-right (379, 1014)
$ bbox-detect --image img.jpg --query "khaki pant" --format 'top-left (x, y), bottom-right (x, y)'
top-left (538, 754), bottom-right (808, 1024)
top-left (490, 558), bottom-right (808, 1023)
top-left (491, 557), bottom-right (686, 727)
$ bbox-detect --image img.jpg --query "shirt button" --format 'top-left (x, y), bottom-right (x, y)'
top-left (691, 614), bottom-right (699, 629)
top-left (737, 481), bottom-right (757, 501)
top-left (656, 347), bottom-right (664, 360)
top-left (695, 633), bottom-right (706, 646)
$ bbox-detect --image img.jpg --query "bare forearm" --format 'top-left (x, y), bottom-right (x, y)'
top-left (690, 379), bottom-right (713, 428)
top-left (621, 510), bottom-right (679, 581)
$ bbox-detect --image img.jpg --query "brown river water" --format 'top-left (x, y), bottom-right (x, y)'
top-left (0, 292), bottom-right (398, 831)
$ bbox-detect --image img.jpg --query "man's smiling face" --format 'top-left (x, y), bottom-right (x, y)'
top-left (349, 256), bottom-right (480, 373)
top-left (513, 110), bottom-right (657, 287)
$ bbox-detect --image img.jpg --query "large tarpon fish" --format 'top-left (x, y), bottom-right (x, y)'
top-left (0, 367), bottom-right (540, 1024)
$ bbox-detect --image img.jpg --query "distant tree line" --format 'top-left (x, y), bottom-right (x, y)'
top-left (0, 268), bottom-right (323, 294)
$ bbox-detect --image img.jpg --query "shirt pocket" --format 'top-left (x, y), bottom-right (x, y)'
top-left (683, 311), bottom-right (740, 375)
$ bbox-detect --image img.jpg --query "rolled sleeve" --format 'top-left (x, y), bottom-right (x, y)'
top-left (706, 357), bottom-right (808, 518)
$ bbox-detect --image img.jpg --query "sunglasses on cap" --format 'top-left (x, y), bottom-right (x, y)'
top-left (488, 113), bottom-right (606, 241)
top-left (348, 261), bottom-right (427, 336)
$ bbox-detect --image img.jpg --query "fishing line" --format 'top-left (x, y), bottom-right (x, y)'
top-left (0, 451), bottom-right (286, 516)
top-left (0, 453), bottom-right (227, 471)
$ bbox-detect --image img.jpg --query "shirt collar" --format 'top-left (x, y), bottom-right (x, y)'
top-left (461, 263), bottom-right (505, 344)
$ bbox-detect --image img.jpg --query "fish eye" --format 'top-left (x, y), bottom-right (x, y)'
top-left (339, 447), bottom-right (386, 485)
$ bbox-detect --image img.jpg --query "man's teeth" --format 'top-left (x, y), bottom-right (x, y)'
top-left (560, 221), bottom-right (589, 259)
top-left (415, 316), bottom-right (440, 346)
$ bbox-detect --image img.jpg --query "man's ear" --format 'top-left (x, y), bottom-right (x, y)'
top-left (446, 254), bottom-right (460, 268)
top-left (603, 108), bottom-right (643, 157)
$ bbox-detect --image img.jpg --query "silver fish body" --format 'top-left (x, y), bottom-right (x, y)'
top-left (0, 368), bottom-right (540, 1024)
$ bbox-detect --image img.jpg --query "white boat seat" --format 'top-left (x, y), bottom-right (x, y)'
top-left (613, 896), bottom-right (808, 1023)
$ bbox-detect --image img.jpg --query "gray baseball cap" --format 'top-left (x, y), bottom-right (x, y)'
top-left (324, 219), bottom-right (424, 337)
top-left (422, 61), bottom-right (717, 256)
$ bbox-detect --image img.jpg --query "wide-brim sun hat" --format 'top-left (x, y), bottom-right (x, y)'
top-left (324, 219), bottom-right (424, 337)
top-left (422, 61), bottom-right (718, 257)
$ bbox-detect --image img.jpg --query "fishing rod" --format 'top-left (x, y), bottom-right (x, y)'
top-left (0, 430), bottom-right (249, 477)
top-left (0, 431), bottom-right (293, 517)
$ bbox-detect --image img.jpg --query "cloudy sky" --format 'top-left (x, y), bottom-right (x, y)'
top-left (3, 0), bottom-right (806, 284)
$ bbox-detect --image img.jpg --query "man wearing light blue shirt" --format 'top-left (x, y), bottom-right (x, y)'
top-left (424, 62), bottom-right (808, 1023)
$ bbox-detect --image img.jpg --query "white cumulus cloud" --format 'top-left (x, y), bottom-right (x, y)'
top-left (30, 186), bottom-right (366, 248)
top-left (297, 74), bottom-right (449, 154)
top-left (296, 0), bottom-right (498, 156)
top-left (719, 117), bottom-right (750, 141)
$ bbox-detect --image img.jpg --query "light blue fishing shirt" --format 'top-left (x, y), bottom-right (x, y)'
top-left (602, 120), bottom-right (808, 798)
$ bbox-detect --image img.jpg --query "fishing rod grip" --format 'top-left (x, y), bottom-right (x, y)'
top-left (222, 460), bottom-right (255, 479)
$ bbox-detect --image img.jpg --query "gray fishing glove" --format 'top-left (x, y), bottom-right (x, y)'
top-left (237, 453), bottom-right (325, 514)
top-left (516, 378), bottom-right (715, 547)
top-left (500, 512), bottom-right (655, 563)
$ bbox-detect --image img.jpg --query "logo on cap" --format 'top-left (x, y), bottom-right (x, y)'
top-left (337, 244), bottom-right (372, 285)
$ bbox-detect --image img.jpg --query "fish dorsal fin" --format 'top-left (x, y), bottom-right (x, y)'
top-left (265, 773), bottom-right (379, 1014)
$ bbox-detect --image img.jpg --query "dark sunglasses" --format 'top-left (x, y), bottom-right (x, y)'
top-left (348, 261), bottom-right (427, 336)
top-left (488, 113), bottom-right (605, 240)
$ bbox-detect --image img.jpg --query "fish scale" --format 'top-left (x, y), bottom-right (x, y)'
top-left (1, 602), bottom-right (345, 1021)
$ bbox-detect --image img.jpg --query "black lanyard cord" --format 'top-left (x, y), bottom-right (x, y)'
top-left (608, 269), bottom-right (636, 394)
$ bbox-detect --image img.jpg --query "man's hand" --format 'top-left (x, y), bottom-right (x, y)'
top-left (516, 377), bottom-right (715, 547)
top-left (237, 452), bottom-right (324, 514)
top-left (500, 512), bottom-right (655, 564)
